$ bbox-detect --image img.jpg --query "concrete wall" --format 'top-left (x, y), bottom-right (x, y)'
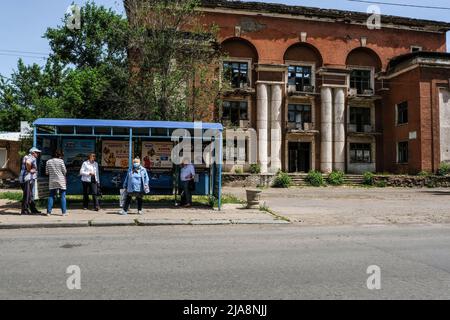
top-left (439, 88), bottom-right (450, 163)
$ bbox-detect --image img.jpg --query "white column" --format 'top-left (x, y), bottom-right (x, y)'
top-left (321, 87), bottom-right (333, 173)
top-left (257, 83), bottom-right (269, 173)
top-left (270, 84), bottom-right (282, 173)
top-left (333, 88), bottom-right (346, 172)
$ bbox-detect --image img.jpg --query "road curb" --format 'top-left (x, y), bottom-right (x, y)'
top-left (89, 220), bottom-right (137, 227)
top-left (0, 221), bottom-right (90, 229)
top-left (0, 218), bottom-right (290, 229)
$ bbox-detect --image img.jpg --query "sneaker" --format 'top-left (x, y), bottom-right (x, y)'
top-left (119, 210), bottom-right (128, 216)
top-left (46, 212), bottom-right (51, 216)
top-left (138, 210), bottom-right (143, 215)
top-left (62, 213), bottom-right (68, 217)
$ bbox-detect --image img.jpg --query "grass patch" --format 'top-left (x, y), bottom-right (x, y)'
top-left (0, 192), bottom-right (243, 208)
top-left (259, 202), bottom-right (290, 222)
top-left (0, 191), bottom-right (22, 201)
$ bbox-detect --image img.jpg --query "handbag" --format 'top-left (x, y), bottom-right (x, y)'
top-left (140, 169), bottom-right (150, 194)
top-left (119, 188), bottom-right (127, 208)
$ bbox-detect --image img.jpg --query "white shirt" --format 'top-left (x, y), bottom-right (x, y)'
top-left (80, 160), bottom-right (100, 183)
top-left (180, 164), bottom-right (195, 181)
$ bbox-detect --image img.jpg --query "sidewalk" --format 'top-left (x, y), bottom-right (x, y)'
top-left (0, 198), bottom-right (288, 229)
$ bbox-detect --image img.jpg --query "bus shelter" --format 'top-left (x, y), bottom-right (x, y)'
top-left (32, 118), bottom-right (224, 210)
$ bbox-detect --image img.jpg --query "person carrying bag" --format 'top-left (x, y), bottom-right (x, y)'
top-left (120, 157), bottom-right (150, 215)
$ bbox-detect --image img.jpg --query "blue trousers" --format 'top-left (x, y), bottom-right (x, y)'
top-left (47, 189), bottom-right (67, 214)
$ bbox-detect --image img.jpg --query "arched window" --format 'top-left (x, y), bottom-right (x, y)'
top-left (284, 43), bottom-right (323, 93)
top-left (220, 38), bottom-right (258, 89)
top-left (346, 48), bottom-right (382, 95)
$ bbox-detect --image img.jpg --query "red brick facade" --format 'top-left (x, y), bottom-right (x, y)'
top-left (199, 0), bottom-right (450, 174)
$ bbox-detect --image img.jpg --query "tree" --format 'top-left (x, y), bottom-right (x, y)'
top-left (124, 0), bottom-right (223, 121)
top-left (0, 59), bottom-right (65, 131)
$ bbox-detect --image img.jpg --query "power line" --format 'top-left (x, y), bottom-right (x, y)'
top-left (347, 0), bottom-right (450, 10)
top-left (0, 52), bottom-right (47, 60)
top-left (0, 49), bottom-right (49, 56)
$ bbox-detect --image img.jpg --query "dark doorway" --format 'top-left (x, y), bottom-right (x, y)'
top-left (288, 142), bottom-right (311, 173)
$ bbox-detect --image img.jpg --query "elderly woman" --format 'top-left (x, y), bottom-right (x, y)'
top-left (120, 157), bottom-right (150, 215)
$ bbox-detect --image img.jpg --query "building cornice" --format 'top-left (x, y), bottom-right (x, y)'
top-left (200, 0), bottom-right (450, 34)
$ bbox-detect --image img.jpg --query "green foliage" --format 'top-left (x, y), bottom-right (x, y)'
top-left (437, 162), bottom-right (450, 176)
top-left (306, 170), bottom-right (324, 187)
top-left (272, 171), bottom-right (292, 188)
top-left (327, 171), bottom-right (344, 186)
top-left (375, 180), bottom-right (387, 188)
top-left (363, 172), bottom-right (375, 186)
top-left (249, 164), bottom-right (261, 174)
top-left (417, 171), bottom-right (432, 177)
top-left (234, 167), bottom-right (243, 174)
top-left (1, 1), bottom-right (221, 128)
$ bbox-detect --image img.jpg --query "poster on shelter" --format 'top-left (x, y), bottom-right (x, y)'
top-left (141, 141), bottom-right (173, 169)
top-left (63, 139), bottom-right (95, 167)
top-left (102, 140), bottom-right (132, 168)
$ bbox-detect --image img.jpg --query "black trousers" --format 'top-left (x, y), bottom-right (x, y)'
top-left (180, 180), bottom-right (192, 205)
top-left (21, 180), bottom-right (38, 214)
top-left (82, 181), bottom-right (99, 209)
top-left (123, 194), bottom-right (143, 212)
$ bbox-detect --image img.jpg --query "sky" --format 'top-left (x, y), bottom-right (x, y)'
top-left (1, 0), bottom-right (450, 77)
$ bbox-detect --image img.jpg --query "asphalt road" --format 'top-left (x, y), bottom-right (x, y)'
top-left (1, 224), bottom-right (450, 300)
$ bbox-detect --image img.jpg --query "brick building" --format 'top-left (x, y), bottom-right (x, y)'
top-left (199, 0), bottom-right (450, 174)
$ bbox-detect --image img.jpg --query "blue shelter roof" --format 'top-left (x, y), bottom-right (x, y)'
top-left (33, 118), bottom-right (223, 131)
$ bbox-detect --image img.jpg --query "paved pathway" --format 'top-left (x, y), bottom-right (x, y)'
top-left (224, 186), bottom-right (450, 226)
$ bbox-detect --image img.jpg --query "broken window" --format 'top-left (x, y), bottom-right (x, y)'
top-left (288, 65), bottom-right (313, 92)
top-left (350, 143), bottom-right (372, 163)
top-left (223, 61), bottom-right (249, 89)
top-left (222, 100), bottom-right (248, 126)
top-left (350, 69), bottom-right (372, 94)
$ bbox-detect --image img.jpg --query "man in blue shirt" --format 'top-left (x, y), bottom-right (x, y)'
top-left (180, 158), bottom-right (195, 207)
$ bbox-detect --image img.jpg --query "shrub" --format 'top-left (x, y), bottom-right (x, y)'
top-left (306, 170), bottom-right (324, 187)
top-left (234, 167), bottom-right (243, 174)
top-left (249, 163), bottom-right (261, 174)
top-left (272, 171), bottom-right (292, 188)
top-left (437, 162), bottom-right (450, 176)
top-left (327, 171), bottom-right (344, 186)
top-left (375, 180), bottom-right (387, 188)
top-left (363, 172), bottom-right (374, 186)
top-left (417, 171), bottom-right (432, 177)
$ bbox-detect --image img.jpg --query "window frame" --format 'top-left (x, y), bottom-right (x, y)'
top-left (396, 101), bottom-right (409, 126)
top-left (349, 106), bottom-right (372, 132)
top-left (285, 61), bottom-right (316, 93)
top-left (397, 141), bottom-right (409, 164)
top-left (349, 143), bottom-right (372, 164)
top-left (287, 104), bottom-right (312, 128)
top-left (221, 58), bottom-right (252, 89)
top-left (348, 66), bottom-right (375, 95)
top-left (410, 45), bottom-right (423, 53)
top-left (221, 100), bottom-right (249, 126)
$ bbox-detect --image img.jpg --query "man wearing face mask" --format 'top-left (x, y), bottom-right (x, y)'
top-left (120, 157), bottom-right (150, 215)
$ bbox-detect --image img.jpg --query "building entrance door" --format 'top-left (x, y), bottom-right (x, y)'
top-left (288, 142), bottom-right (311, 173)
